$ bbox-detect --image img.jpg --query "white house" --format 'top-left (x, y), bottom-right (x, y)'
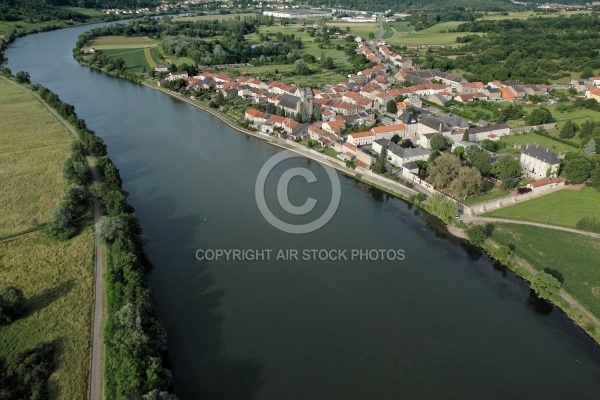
top-left (520, 144), bottom-right (560, 180)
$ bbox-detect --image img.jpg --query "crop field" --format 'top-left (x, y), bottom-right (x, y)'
top-left (485, 187), bottom-right (600, 228)
top-left (489, 223), bottom-right (600, 319)
top-left (89, 36), bottom-right (159, 49)
top-left (0, 229), bottom-right (94, 400)
top-left (0, 79), bottom-right (71, 238)
top-left (102, 47), bottom-right (158, 72)
top-left (0, 78), bottom-right (94, 399)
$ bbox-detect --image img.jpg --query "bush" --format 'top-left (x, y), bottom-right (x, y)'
top-left (466, 224), bottom-right (489, 246)
top-left (576, 216), bottom-right (600, 233)
top-left (531, 271), bottom-right (561, 300)
top-left (48, 205), bottom-right (77, 240)
top-left (0, 286), bottom-right (26, 326)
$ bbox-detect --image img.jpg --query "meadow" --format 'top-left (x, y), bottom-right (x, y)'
top-left (485, 187), bottom-right (600, 228)
top-left (489, 223), bottom-right (600, 319)
top-left (175, 13), bottom-right (258, 22)
top-left (89, 36), bottom-right (159, 50)
top-left (0, 229), bottom-right (94, 399)
top-left (325, 21), bottom-right (378, 38)
top-left (0, 79), bottom-right (71, 238)
top-left (0, 78), bottom-right (94, 399)
top-left (102, 47), bottom-right (159, 72)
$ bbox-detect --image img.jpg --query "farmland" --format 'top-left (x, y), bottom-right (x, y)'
top-left (0, 78), bottom-right (94, 399)
top-left (88, 36), bottom-right (159, 50)
top-left (102, 47), bottom-right (159, 72)
top-left (489, 223), bottom-right (600, 319)
top-left (175, 13), bottom-right (258, 22)
top-left (485, 187), bottom-right (600, 228)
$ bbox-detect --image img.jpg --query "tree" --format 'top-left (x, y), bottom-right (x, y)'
top-left (582, 139), bottom-right (596, 156)
top-left (15, 70), bottom-right (30, 84)
top-left (428, 193), bottom-right (458, 223)
top-left (466, 224), bottom-right (489, 246)
top-left (578, 120), bottom-right (597, 139)
top-left (531, 271), bottom-right (561, 300)
top-left (428, 153), bottom-right (461, 188)
top-left (564, 157), bottom-right (593, 183)
top-left (386, 100), bottom-right (398, 114)
top-left (0, 286), bottom-right (25, 326)
top-left (430, 133), bottom-right (448, 152)
top-left (591, 167), bottom-right (600, 192)
top-left (293, 59), bottom-right (310, 75)
top-left (48, 205), bottom-right (77, 240)
top-left (143, 390), bottom-right (179, 400)
top-left (526, 107), bottom-right (554, 125)
top-left (390, 134), bottom-right (401, 144)
top-left (580, 67), bottom-right (595, 79)
top-left (493, 155), bottom-right (521, 189)
top-left (368, 32), bottom-right (375, 39)
top-left (559, 120), bottom-right (579, 139)
top-left (372, 147), bottom-right (387, 174)
top-left (449, 166), bottom-right (483, 199)
top-left (462, 130), bottom-right (470, 141)
top-left (465, 146), bottom-right (492, 176)
top-left (97, 216), bottom-right (128, 244)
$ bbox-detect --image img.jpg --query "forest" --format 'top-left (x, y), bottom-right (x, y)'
top-left (427, 14), bottom-right (600, 83)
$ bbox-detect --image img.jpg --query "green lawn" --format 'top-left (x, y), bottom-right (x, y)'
top-left (497, 130), bottom-right (578, 156)
top-left (524, 103), bottom-right (600, 132)
top-left (463, 189), bottom-right (510, 205)
top-left (489, 223), bottom-right (600, 319)
top-left (485, 186), bottom-right (600, 228)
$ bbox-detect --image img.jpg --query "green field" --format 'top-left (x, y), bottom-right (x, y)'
top-left (490, 223), bottom-right (600, 319)
top-left (497, 130), bottom-right (578, 156)
top-left (485, 187), bottom-right (600, 228)
top-left (0, 78), bottom-right (94, 399)
top-left (0, 79), bottom-right (71, 238)
top-left (481, 10), bottom-right (591, 21)
top-left (463, 188), bottom-right (510, 205)
top-left (524, 103), bottom-right (600, 132)
top-left (383, 21), bottom-right (413, 33)
top-left (61, 6), bottom-right (104, 17)
top-left (325, 21), bottom-right (378, 38)
top-left (89, 36), bottom-right (159, 50)
top-left (102, 47), bottom-right (159, 72)
top-left (0, 230), bottom-right (94, 399)
top-left (388, 21), bottom-right (474, 46)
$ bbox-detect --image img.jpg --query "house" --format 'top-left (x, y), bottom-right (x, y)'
top-left (245, 108), bottom-right (268, 124)
top-left (520, 144), bottom-right (560, 180)
top-left (277, 93), bottom-right (303, 115)
top-left (165, 71), bottom-right (188, 81)
top-left (570, 79), bottom-right (589, 92)
top-left (592, 77), bottom-right (600, 86)
top-left (155, 64), bottom-right (168, 73)
top-left (457, 82), bottom-right (484, 94)
top-left (586, 87), bottom-right (600, 102)
top-left (322, 119), bottom-right (346, 135)
top-left (347, 131), bottom-right (375, 146)
top-left (417, 133), bottom-right (437, 149)
top-left (372, 139), bottom-right (430, 167)
top-left (371, 123), bottom-right (408, 140)
top-left (483, 87), bottom-right (501, 101)
top-left (466, 124), bottom-right (510, 141)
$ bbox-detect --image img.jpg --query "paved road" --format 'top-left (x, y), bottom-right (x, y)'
top-left (2, 77), bottom-right (106, 400)
top-left (462, 214), bottom-right (600, 239)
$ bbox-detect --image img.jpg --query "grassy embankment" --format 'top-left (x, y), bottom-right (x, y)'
top-left (0, 78), bottom-right (94, 399)
top-left (487, 223), bottom-right (600, 337)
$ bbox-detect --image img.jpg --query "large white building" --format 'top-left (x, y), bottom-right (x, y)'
top-left (263, 9), bottom-right (332, 19)
top-left (520, 144), bottom-right (560, 180)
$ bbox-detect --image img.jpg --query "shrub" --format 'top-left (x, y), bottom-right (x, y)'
top-left (0, 286), bottom-right (26, 326)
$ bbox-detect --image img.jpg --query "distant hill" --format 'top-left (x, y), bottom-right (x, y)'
top-left (0, 0), bottom-right (160, 23)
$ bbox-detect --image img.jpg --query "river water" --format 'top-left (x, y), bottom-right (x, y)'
top-left (6, 23), bottom-right (600, 400)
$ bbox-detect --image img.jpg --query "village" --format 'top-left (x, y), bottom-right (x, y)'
top-left (154, 34), bottom-right (600, 212)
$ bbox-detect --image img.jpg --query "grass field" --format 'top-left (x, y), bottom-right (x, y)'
top-left (0, 19), bottom-right (65, 35)
top-left (524, 103), bottom-right (600, 132)
top-left (0, 229), bottom-right (94, 399)
top-left (0, 78), bottom-right (94, 399)
top-left (61, 6), bottom-right (105, 17)
top-left (325, 22), bottom-right (378, 38)
top-left (497, 130), bottom-right (578, 156)
top-left (89, 36), bottom-right (159, 50)
top-left (489, 223), bottom-right (600, 318)
top-left (0, 79), bottom-right (72, 238)
top-left (485, 187), bottom-right (600, 228)
top-left (387, 21), bottom-right (474, 46)
top-left (481, 10), bottom-right (591, 21)
top-left (463, 189), bottom-right (510, 205)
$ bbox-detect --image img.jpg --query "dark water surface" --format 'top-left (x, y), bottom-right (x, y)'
top-left (7, 23), bottom-right (600, 400)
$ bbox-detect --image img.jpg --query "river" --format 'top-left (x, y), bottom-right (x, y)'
top-left (6, 23), bottom-right (600, 400)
